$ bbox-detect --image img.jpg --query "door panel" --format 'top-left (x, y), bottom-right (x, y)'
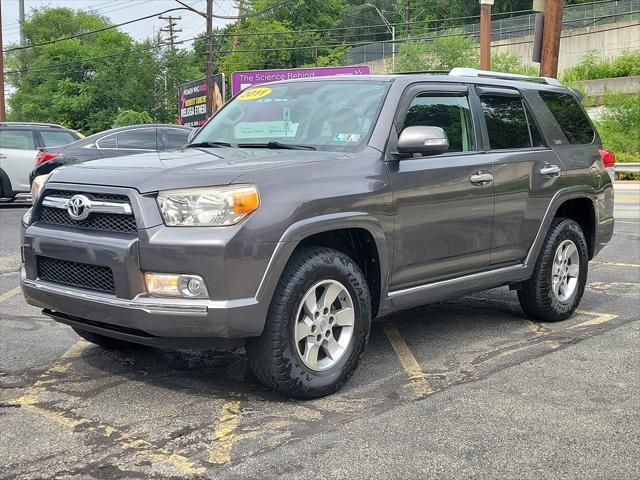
top-left (476, 87), bottom-right (564, 265)
top-left (0, 130), bottom-right (38, 192)
top-left (389, 155), bottom-right (494, 288)
top-left (389, 87), bottom-right (494, 290)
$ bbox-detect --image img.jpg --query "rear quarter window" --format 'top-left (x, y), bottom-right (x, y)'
top-left (539, 91), bottom-right (594, 144)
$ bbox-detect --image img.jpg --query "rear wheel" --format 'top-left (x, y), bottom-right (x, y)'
top-left (72, 328), bottom-right (136, 350)
top-left (518, 218), bottom-right (589, 322)
top-left (246, 247), bottom-right (372, 399)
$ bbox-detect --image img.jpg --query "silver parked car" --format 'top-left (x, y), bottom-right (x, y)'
top-left (0, 122), bottom-right (82, 202)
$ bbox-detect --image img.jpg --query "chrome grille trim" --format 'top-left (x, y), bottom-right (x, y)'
top-left (42, 195), bottom-right (133, 215)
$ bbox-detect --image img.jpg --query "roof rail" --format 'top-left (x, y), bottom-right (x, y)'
top-left (0, 122), bottom-right (65, 128)
top-left (449, 68), bottom-right (562, 86)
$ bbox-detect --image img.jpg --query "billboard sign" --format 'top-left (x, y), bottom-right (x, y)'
top-left (178, 74), bottom-right (225, 127)
top-left (230, 65), bottom-right (371, 96)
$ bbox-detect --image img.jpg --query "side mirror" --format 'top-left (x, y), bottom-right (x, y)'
top-left (397, 126), bottom-right (449, 156)
top-left (187, 127), bottom-right (200, 144)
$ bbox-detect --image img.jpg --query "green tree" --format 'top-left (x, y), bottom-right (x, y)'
top-left (5, 8), bottom-right (161, 134)
top-left (112, 109), bottom-right (154, 126)
top-left (396, 33), bottom-right (478, 72)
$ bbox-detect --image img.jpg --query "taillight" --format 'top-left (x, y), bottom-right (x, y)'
top-left (599, 149), bottom-right (616, 168)
top-left (35, 151), bottom-right (59, 165)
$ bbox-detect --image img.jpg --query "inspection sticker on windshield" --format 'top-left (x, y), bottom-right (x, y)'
top-left (333, 133), bottom-right (360, 142)
top-left (237, 87), bottom-right (272, 101)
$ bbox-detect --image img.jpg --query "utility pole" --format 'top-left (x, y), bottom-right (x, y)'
top-left (159, 15), bottom-right (183, 50)
top-left (404, 0), bottom-right (411, 37)
top-left (19, 0), bottom-right (25, 46)
top-left (0, 1), bottom-right (6, 121)
top-left (232, 0), bottom-right (244, 50)
top-left (540, 0), bottom-right (564, 78)
top-left (479, 0), bottom-right (494, 70)
top-left (205, 0), bottom-right (214, 118)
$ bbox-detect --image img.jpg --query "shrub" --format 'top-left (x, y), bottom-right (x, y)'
top-left (594, 93), bottom-right (640, 163)
top-left (562, 50), bottom-right (640, 82)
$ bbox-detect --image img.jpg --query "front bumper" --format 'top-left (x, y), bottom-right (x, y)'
top-left (20, 184), bottom-right (280, 342)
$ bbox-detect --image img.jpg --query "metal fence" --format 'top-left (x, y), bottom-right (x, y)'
top-left (347, 0), bottom-right (640, 64)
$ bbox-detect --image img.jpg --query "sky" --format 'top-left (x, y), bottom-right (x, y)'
top-left (2, 0), bottom-right (235, 48)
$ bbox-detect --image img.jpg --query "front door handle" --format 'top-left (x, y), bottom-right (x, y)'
top-left (539, 164), bottom-right (562, 176)
top-left (469, 172), bottom-right (493, 185)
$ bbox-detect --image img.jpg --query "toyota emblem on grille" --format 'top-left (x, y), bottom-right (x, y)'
top-left (67, 195), bottom-right (91, 221)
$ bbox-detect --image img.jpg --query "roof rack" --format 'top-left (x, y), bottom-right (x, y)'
top-left (448, 68), bottom-right (562, 86)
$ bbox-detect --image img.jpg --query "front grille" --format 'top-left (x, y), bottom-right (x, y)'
top-left (40, 206), bottom-right (137, 233)
top-left (37, 189), bottom-right (137, 233)
top-left (44, 190), bottom-right (130, 203)
top-left (38, 257), bottom-right (116, 294)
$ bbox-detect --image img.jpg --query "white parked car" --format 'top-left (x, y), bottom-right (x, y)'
top-left (0, 122), bottom-right (82, 202)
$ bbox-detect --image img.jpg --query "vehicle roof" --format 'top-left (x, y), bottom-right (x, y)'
top-left (251, 73), bottom-right (569, 93)
top-left (0, 122), bottom-right (74, 130)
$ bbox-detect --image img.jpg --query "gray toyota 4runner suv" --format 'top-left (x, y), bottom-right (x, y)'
top-left (20, 69), bottom-right (615, 398)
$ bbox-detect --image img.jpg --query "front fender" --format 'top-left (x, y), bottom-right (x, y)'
top-left (252, 212), bottom-right (391, 328)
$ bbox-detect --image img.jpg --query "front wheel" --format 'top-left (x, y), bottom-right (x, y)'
top-left (518, 218), bottom-right (589, 322)
top-left (246, 247), bottom-right (372, 399)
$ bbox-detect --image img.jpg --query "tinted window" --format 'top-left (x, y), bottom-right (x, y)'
top-left (402, 95), bottom-right (475, 152)
top-left (481, 94), bottom-right (533, 150)
top-left (0, 130), bottom-right (36, 150)
top-left (165, 128), bottom-right (190, 149)
top-left (540, 91), bottom-right (594, 144)
top-left (40, 130), bottom-right (76, 147)
top-left (97, 134), bottom-right (116, 148)
top-left (115, 129), bottom-right (157, 150)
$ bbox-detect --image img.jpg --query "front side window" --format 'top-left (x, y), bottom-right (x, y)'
top-left (402, 95), bottom-right (476, 153)
top-left (195, 80), bottom-right (389, 152)
top-left (40, 130), bottom-right (77, 147)
top-left (115, 129), bottom-right (157, 150)
top-left (481, 94), bottom-right (542, 150)
top-left (539, 91), bottom-right (594, 144)
top-left (0, 130), bottom-right (36, 150)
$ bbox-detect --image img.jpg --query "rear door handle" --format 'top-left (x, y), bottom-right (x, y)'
top-left (469, 172), bottom-right (493, 185)
top-left (539, 164), bottom-right (562, 176)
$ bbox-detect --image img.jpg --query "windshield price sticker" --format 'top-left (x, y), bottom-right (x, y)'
top-left (237, 87), bottom-right (272, 101)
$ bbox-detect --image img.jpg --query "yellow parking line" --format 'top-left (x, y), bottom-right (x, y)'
top-left (569, 311), bottom-right (618, 330)
top-left (526, 320), bottom-right (551, 336)
top-left (384, 325), bottom-right (433, 398)
top-left (10, 340), bottom-right (206, 475)
top-left (592, 261), bottom-right (640, 268)
top-left (209, 399), bottom-right (242, 465)
top-left (0, 286), bottom-right (21, 303)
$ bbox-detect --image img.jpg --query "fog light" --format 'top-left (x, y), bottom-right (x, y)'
top-left (145, 273), bottom-right (209, 298)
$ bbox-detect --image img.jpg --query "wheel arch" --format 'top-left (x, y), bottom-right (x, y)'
top-left (0, 168), bottom-right (14, 199)
top-left (255, 213), bottom-right (390, 320)
top-left (553, 197), bottom-right (597, 260)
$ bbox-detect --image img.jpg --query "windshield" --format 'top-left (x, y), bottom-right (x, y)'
top-left (193, 80), bottom-right (389, 152)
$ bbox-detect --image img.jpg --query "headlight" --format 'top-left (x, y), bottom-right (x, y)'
top-left (30, 173), bottom-right (51, 202)
top-left (157, 185), bottom-right (259, 226)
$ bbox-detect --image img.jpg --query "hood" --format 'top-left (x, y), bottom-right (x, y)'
top-left (47, 147), bottom-right (346, 193)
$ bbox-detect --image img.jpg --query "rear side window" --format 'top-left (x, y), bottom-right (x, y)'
top-left (0, 130), bottom-right (36, 150)
top-left (40, 130), bottom-right (77, 147)
top-left (481, 94), bottom-right (544, 150)
top-left (402, 95), bottom-right (475, 152)
top-left (164, 128), bottom-right (190, 149)
top-left (539, 91), bottom-right (594, 144)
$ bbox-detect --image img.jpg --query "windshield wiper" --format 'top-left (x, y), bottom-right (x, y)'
top-left (186, 141), bottom-right (234, 148)
top-left (238, 141), bottom-right (316, 151)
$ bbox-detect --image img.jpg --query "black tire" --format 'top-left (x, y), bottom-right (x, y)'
top-left (246, 247), bottom-right (372, 399)
top-left (72, 328), bottom-right (136, 350)
top-left (518, 218), bottom-right (589, 322)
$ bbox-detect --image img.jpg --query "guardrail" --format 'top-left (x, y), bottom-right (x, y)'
top-left (616, 162), bottom-right (640, 173)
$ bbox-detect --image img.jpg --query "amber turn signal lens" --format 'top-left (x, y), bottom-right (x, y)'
top-left (231, 189), bottom-right (260, 215)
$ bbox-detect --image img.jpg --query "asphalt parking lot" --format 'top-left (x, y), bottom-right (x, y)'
top-left (1, 183), bottom-right (638, 479)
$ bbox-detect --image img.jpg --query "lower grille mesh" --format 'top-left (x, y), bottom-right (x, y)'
top-left (38, 257), bottom-right (116, 294)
